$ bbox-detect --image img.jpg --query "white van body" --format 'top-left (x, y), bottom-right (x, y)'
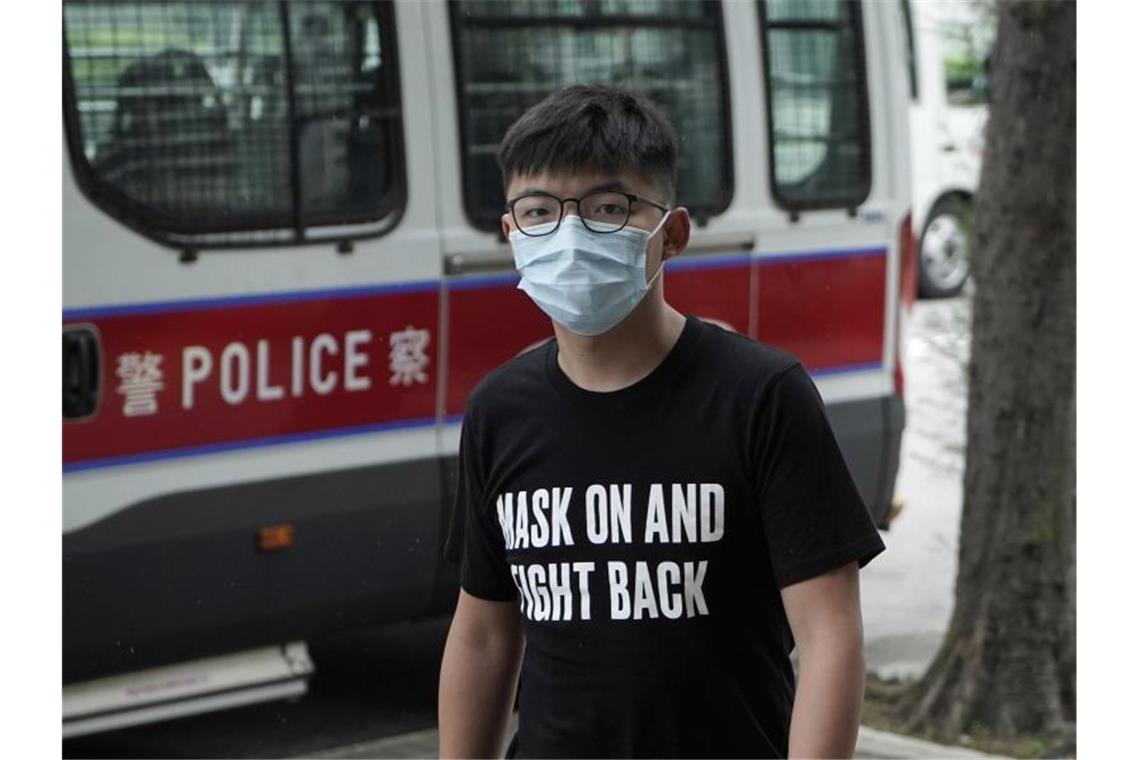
top-left (905, 0), bottom-right (994, 298)
top-left (63, 0), bottom-right (915, 732)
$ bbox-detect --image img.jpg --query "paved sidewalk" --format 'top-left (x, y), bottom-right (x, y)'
top-left (855, 727), bottom-right (1012, 759)
top-left (309, 723), bottom-right (1012, 759)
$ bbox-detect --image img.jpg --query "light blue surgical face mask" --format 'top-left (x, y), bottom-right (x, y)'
top-left (509, 212), bottom-right (672, 337)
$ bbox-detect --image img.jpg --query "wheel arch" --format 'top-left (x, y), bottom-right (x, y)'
top-left (917, 188), bottom-right (975, 233)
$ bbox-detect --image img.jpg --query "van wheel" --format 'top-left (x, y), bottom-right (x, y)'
top-left (918, 196), bottom-right (972, 299)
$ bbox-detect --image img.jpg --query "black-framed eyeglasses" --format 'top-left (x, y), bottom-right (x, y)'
top-left (506, 190), bottom-right (670, 237)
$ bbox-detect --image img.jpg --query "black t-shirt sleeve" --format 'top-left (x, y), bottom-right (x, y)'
top-left (753, 363), bottom-right (886, 589)
top-left (442, 410), bottom-right (518, 602)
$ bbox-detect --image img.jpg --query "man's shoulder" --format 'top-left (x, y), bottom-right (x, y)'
top-left (466, 336), bottom-right (554, 415)
top-left (692, 317), bottom-right (802, 385)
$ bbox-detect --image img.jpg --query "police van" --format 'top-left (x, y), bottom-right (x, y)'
top-left (63, 0), bottom-right (916, 736)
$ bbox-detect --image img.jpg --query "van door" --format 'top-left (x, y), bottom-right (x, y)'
top-left (752, 0), bottom-right (910, 521)
top-left (431, 0), bottom-right (752, 448)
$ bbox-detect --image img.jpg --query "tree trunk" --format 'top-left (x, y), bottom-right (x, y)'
top-left (894, 1), bottom-right (1075, 749)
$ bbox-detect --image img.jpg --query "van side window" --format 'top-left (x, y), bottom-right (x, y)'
top-left (758, 0), bottom-right (872, 211)
top-left (451, 0), bottom-right (733, 230)
top-left (63, 1), bottom-right (405, 249)
top-left (940, 20), bottom-right (995, 106)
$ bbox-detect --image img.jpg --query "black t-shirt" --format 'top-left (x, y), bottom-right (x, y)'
top-left (443, 314), bottom-right (885, 759)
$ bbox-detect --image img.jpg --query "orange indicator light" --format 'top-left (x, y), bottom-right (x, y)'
top-left (258, 523), bottom-right (295, 552)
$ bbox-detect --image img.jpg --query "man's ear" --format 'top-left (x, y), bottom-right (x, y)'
top-left (661, 206), bottom-right (691, 262)
top-left (501, 212), bottom-right (513, 241)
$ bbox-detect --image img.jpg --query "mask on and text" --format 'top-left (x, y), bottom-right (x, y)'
top-left (495, 483), bottom-right (724, 623)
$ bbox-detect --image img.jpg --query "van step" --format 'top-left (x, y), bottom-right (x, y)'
top-left (63, 642), bottom-right (313, 738)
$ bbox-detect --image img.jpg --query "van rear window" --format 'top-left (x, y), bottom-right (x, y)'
top-left (758, 0), bottom-right (872, 211)
top-left (63, 1), bottom-right (405, 249)
top-left (451, 0), bottom-right (733, 231)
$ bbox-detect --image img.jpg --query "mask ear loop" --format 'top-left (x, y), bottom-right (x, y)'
top-left (648, 208), bottom-right (673, 238)
top-left (644, 209), bottom-right (673, 287)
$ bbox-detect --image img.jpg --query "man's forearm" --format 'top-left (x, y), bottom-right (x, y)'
top-left (438, 622), bottom-right (524, 759)
top-left (787, 639), bottom-right (866, 759)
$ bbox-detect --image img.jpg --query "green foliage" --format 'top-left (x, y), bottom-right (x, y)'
top-left (944, 55), bottom-right (984, 84)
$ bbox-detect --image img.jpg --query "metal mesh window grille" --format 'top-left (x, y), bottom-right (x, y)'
top-left (759, 0), bottom-right (871, 211)
top-left (451, 0), bottom-right (733, 231)
top-left (63, 1), bottom-right (404, 249)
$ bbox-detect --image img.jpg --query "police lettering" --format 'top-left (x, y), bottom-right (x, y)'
top-left (181, 330), bottom-right (372, 409)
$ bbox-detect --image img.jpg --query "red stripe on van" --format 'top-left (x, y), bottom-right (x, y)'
top-left (64, 290), bottom-right (438, 466)
top-left (64, 249), bottom-right (886, 468)
top-left (444, 261), bottom-right (753, 416)
top-left (756, 251), bottom-right (887, 371)
top-left (666, 261), bottom-right (752, 337)
top-left (445, 281), bottom-right (554, 417)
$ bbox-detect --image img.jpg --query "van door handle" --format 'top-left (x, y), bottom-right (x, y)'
top-left (684, 233), bottom-right (755, 256)
top-left (63, 327), bottom-right (101, 419)
top-left (445, 253), bottom-right (516, 276)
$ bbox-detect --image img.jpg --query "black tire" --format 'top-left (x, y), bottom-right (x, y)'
top-left (917, 195), bottom-right (972, 299)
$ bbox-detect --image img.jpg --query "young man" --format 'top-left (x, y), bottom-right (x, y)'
top-left (439, 85), bottom-right (886, 759)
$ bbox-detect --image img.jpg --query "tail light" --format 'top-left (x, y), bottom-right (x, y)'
top-left (894, 213), bottom-right (917, 398)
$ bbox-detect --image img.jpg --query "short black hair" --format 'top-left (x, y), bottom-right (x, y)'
top-left (497, 84), bottom-right (678, 202)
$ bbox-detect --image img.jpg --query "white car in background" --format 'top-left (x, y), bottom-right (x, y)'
top-left (904, 0), bottom-right (995, 299)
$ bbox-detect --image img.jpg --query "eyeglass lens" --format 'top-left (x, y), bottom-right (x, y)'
top-left (513, 191), bottom-right (631, 234)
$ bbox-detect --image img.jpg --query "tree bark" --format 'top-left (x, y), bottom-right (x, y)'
top-left (895, 1), bottom-right (1075, 749)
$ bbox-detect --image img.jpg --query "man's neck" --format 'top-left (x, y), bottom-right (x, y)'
top-left (553, 294), bottom-right (687, 393)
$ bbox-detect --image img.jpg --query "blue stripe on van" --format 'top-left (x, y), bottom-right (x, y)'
top-left (62, 279), bottom-right (440, 321)
top-left (446, 272), bottom-right (521, 291)
top-left (755, 246), bottom-right (886, 265)
top-left (62, 415), bottom-right (438, 473)
top-left (664, 251), bottom-right (752, 272)
top-left (810, 361), bottom-right (883, 377)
